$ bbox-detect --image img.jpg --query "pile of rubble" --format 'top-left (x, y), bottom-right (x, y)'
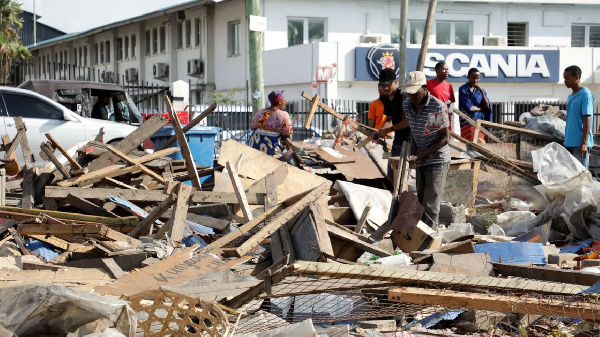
top-left (0, 96), bottom-right (599, 336)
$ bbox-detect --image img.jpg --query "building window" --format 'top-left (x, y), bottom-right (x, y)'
top-left (287, 17), bottom-right (325, 47)
top-left (73, 48), bottom-right (77, 66)
top-left (195, 18), bottom-right (201, 46)
top-left (152, 28), bottom-right (158, 54)
top-left (436, 21), bottom-right (470, 45)
top-left (571, 24), bottom-right (600, 47)
top-left (391, 19), bottom-right (400, 44)
top-left (228, 20), bottom-right (240, 57)
top-left (124, 36), bottom-right (129, 59)
top-left (105, 41), bottom-right (111, 63)
top-left (117, 37), bottom-right (123, 61)
top-left (78, 47), bottom-right (83, 65)
top-left (408, 21), bottom-right (425, 44)
top-left (145, 30), bottom-right (151, 55)
top-left (160, 26), bottom-right (166, 53)
top-left (507, 23), bottom-right (527, 46)
top-left (131, 34), bottom-right (136, 58)
top-left (185, 19), bottom-right (191, 48)
top-left (100, 43), bottom-right (104, 64)
top-left (177, 21), bottom-right (183, 49)
top-left (83, 46), bottom-right (87, 66)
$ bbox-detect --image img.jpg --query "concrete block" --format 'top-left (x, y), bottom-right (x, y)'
top-left (547, 253), bottom-right (578, 268)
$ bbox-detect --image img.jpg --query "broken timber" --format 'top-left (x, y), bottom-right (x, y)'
top-left (157, 103), bottom-right (217, 151)
top-left (291, 261), bottom-right (585, 295)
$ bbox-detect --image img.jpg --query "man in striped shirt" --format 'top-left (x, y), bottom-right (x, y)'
top-left (402, 71), bottom-right (451, 228)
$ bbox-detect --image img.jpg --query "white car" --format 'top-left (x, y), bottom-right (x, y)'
top-left (0, 87), bottom-right (138, 167)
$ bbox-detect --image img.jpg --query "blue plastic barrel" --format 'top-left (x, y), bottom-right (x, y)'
top-left (150, 126), bottom-right (220, 183)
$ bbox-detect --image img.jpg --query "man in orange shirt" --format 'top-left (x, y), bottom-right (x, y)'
top-left (368, 86), bottom-right (387, 129)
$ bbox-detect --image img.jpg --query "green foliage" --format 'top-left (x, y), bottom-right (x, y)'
top-left (0, 0), bottom-right (31, 83)
top-left (208, 90), bottom-right (246, 105)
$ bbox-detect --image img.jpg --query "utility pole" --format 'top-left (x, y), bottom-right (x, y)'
top-left (416, 0), bottom-right (438, 71)
top-left (246, 0), bottom-right (264, 114)
top-left (398, 0), bottom-right (408, 85)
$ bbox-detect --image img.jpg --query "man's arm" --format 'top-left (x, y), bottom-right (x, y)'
top-left (378, 117), bottom-right (409, 138)
top-left (458, 86), bottom-right (474, 113)
top-left (475, 85), bottom-right (490, 112)
top-left (580, 114), bottom-right (591, 158)
top-left (409, 127), bottom-right (449, 163)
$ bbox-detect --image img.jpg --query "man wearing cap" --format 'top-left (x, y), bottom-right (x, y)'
top-left (403, 71), bottom-right (450, 228)
top-left (376, 68), bottom-right (411, 178)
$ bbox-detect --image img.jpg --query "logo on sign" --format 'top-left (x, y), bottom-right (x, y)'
top-left (367, 44), bottom-right (399, 79)
top-left (427, 112), bottom-right (446, 132)
top-left (316, 63), bottom-right (337, 83)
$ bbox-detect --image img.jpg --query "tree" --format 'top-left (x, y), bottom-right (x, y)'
top-left (0, 0), bottom-right (30, 84)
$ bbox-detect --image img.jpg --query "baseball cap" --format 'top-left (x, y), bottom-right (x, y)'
top-left (402, 71), bottom-right (427, 94)
top-left (378, 68), bottom-right (397, 87)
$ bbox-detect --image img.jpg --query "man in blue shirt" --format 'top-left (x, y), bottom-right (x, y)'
top-left (563, 65), bottom-right (594, 169)
top-left (458, 67), bottom-right (492, 142)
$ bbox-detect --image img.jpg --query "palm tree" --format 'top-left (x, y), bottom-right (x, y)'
top-left (0, 0), bottom-right (30, 84)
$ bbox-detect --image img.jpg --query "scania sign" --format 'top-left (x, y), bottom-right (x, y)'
top-left (354, 46), bottom-right (560, 83)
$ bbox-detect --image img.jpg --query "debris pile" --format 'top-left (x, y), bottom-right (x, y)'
top-left (0, 96), bottom-right (598, 336)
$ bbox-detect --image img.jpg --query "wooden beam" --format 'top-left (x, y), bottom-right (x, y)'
top-left (226, 161), bottom-right (254, 222)
top-left (4, 131), bottom-right (23, 160)
top-left (129, 193), bottom-right (176, 238)
top-left (57, 164), bottom-right (140, 187)
top-left (264, 172), bottom-right (278, 211)
top-left (14, 117), bottom-right (34, 168)
top-left (304, 94), bottom-right (320, 129)
top-left (291, 261), bottom-right (585, 296)
top-left (354, 205), bottom-right (371, 234)
top-left (105, 145), bottom-right (165, 183)
top-left (228, 183), bottom-right (330, 257)
top-left (154, 183), bottom-right (192, 242)
top-left (45, 133), bottom-right (82, 170)
top-left (493, 262), bottom-right (600, 287)
top-left (46, 186), bottom-right (245, 204)
top-left (327, 223), bottom-right (390, 257)
top-left (64, 193), bottom-right (118, 218)
top-left (21, 168), bottom-right (35, 209)
top-left (478, 119), bottom-right (559, 142)
top-left (86, 113), bottom-right (169, 172)
top-left (163, 95), bottom-right (202, 189)
top-left (388, 287), bottom-right (600, 321)
top-left (0, 206), bottom-right (138, 227)
top-left (101, 258), bottom-right (126, 279)
top-left (157, 103), bottom-right (217, 151)
top-left (452, 108), bottom-right (502, 143)
top-left (40, 143), bottom-right (71, 179)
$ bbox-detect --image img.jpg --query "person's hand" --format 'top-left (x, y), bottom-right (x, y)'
top-left (473, 83), bottom-right (483, 92)
top-left (408, 155), bottom-right (418, 164)
top-left (377, 128), bottom-right (388, 139)
top-left (579, 143), bottom-right (588, 159)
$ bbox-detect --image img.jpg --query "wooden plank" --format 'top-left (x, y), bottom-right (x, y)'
top-left (57, 164), bottom-right (141, 187)
top-left (1, 134), bottom-right (20, 174)
top-left (279, 223), bottom-right (297, 263)
top-left (388, 287), bottom-right (600, 321)
top-left (8, 228), bottom-right (31, 255)
top-left (14, 117), bottom-right (34, 168)
top-left (105, 145), bottom-right (165, 183)
top-left (226, 161), bottom-right (254, 222)
top-left (4, 131), bottom-right (23, 160)
top-left (161, 209), bottom-right (229, 231)
top-left (46, 186), bottom-right (245, 205)
top-left (101, 258), bottom-right (126, 279)
top-left (230, 183), bottom-right (330, 257)
top-left (154, 184), bottom-right (192, 242)
top-left (64, 193), bottom-right (118, 218)
top-left (309, 203), bottom-right (335, 257)
top-left (163, 95), bottom-right (202, 189)
top-left (264, 172), bottom-right (278, 211)
top-left (157, 103), bottom-right (217, 151)
top-left (354, 205), bottom-right (371, 234)
top-left (21, 168), bottom-right (35, 209)
top-left (18, 223), bottom-right (104, 236)
top-left (453, 108), bottom-right (502, 143)
top-left (0, 206), bottom-right (138, 227)
top-left (291, 261), bottom-right (585, 295)
top-left (245, 163), bottom-right (288, 196)
top-left (94, 246), bottom-right (250, 296)
top-left (40, 143), bottom-right (71, 179)
top-left (327, 223), bottom-right (390, 257)
top-left (45, 133), bottom-right (82, 170)
top-left (86, 113), bottom-right (169, 172)
top-left (25, 234), bottom-right (85, 252)
top-left (304, 94), bottom-right (320, 129)
top-left (98, 225), bottom-right (143, 248)
top-left (478, 119), bottom-right (558, 142)
top-left (493, 262), bottom-right (600, 287)
top-left (129, 193), bottom-right (175, 238)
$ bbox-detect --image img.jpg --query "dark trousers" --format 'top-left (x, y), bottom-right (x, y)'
top-left (416, 161), bottom-right (449, 228)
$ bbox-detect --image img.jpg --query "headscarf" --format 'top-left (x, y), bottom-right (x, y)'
top-left (268, 90), bottom-right (285, 106)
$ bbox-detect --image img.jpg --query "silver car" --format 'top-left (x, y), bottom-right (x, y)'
top-left (0, 87), bottom-right (138, 167)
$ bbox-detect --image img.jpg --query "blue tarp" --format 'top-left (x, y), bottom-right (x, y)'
top-left (474, 242), bottom-right (546, 264)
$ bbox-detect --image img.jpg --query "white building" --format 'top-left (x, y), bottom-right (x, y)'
top-left (23, 0), bottom-right (600, 121)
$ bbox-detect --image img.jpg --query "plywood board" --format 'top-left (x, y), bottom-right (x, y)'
top-left (298, 143), bottom-right (384, 180)
top-left (217, 140), bottom-right (331, 201)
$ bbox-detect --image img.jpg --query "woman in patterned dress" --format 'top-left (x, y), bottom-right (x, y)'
top-left (248, 90), bottom-right (293, 155)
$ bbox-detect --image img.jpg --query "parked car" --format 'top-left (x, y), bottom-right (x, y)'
top-left (0, 87), bottom-right (138, 167)
top-left (18, 80), bottom-right (142, 125)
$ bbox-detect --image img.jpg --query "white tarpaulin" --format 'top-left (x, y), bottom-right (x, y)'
top-left (334, 180), bottom-right (392, 229)
top-left (0, 284), bottom-right (136, 336)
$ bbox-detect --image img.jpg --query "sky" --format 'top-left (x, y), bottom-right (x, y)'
top-left (17, 0), bottom-right (194, 33)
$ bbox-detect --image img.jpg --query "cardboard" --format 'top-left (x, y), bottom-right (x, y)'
top-left (391, 221), bottom-right (442, 253)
